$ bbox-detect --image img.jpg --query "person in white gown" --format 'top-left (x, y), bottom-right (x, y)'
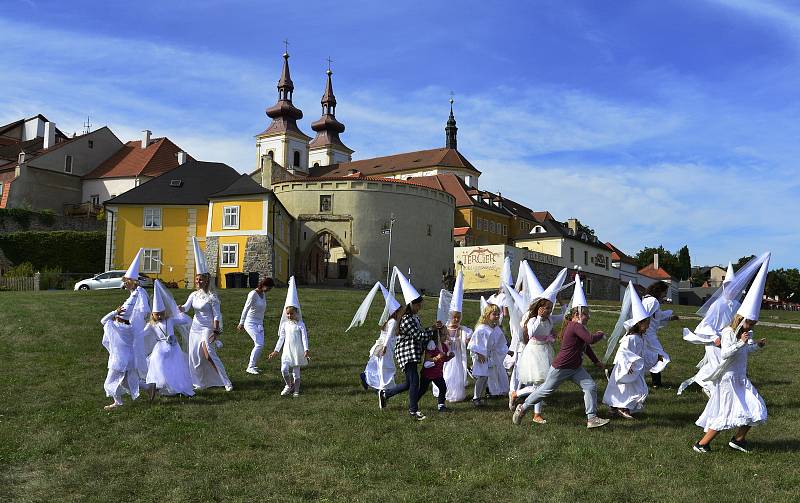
top-left (358, 282), bottom-right (404, 391)
top-left (693, 256), bottom-right (770, 454)
top-left (237, 277), bottom-right (274, 375)
top-left (469, 303), bottom-right (502, 406)
top-left (144, 280), bottom-right (194, 399)
top-left (603, 283), bottom-right (662, 418)
top-left (269, 277), bottom-right (309, 397)
top-left (641, 281), bottom-right (678, 388)
top-left (432, 271), bottom-right (472, 402)
top-left (514, 298), bottom-right (556, 423)
top-left (100, 288), bottom-right (141, 410)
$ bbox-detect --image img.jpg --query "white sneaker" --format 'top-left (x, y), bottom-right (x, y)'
top-left (292, 391), bottom-right (300, 398)
top-left (280, 385), bottom-right (292, 396)
top-left (587, 417), bottom-right (610, 429)
top-left (224, 384), bottom-right (234, 392)
top-left (245, 367), bottom-right (260, 375)
top-left (512, 404), bottom-right (525, 425)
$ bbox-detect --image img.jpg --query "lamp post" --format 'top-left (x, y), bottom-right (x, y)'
top-left (383, 213), bottom-right (395, 285)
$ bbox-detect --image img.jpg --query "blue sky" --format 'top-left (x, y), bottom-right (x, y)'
top-left (2, 0), bottom-right (798, 268)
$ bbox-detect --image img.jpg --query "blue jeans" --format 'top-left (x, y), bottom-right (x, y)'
top-left (518, 366), bottom-right (598, 419)
top-left (384, 362), bottom-right (420, 413)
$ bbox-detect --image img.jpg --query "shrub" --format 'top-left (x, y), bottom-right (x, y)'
top-left (0, 231), bottom-right (105, 273)
top-left (5, 261), bottom-right (35, 277)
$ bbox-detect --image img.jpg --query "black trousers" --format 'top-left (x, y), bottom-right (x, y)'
top-left (418, 374), bottom-right (447, 406)
top-left (385, 362), bottom-right (421, 413)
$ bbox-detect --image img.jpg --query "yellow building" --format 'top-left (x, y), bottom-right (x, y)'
top-left (105, 160), bottom-right (291, 289)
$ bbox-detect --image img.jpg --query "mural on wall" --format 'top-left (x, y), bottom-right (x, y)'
top-left (454, 244), bottom-right (561, 292)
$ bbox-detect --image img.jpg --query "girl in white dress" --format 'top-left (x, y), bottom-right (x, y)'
top-left (237, 277), bottom-right (274, 375)
top-left (361, 284), bottom-right (404, 391)
top-left (100, 289), bottom-right (141, 410)
top-left (469, 303), bottom-right (501, 406)
top-left (641, 281), bottom-right (679, 387)
top-left (603, 283), bottom-right (662, 418)
top-left (144, 280), bottom-right (194, 399)
top-left (269, 276), bottom-right (309, 397)
top-left (694, 256), bottom-right (769, 454)
top-left (515, 298), bottom-right (556, 423)
top-left (433, 271), bottom-right (472, 402)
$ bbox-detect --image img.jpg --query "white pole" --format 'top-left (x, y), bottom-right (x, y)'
top-left (386, 214), bottom-right (395, 285)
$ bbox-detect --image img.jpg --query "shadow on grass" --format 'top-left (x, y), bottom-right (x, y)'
top-left (753, 438), bottom-right (800, 453)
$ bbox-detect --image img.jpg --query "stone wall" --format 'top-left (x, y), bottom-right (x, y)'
top-left (204, 236), bottom-right (219, 286)
top-left (243, 235), bottom-right (273, 279)
top-left (0, 212), bottom-right (105, 233)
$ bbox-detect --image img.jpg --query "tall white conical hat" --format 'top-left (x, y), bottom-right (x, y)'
top-left (284, 275), bottom-right (300, 310)
top-left (737, 253), bottom-right (770, 321)
top-left (501, 256), bottom-right (513, 287)
top-left (393, 266), bottom-right (421, 305)
top-left (480, 295), bottom-right (488, 312)
top-left (152, 280), bottom-right (166, 312)
top-left (450, 271), bottom-right (464, 313)
top-left (624, 281), bottom-right (650, 328)
top-left (521, 260), bottom-right (544, 299)
top-left (538, 268), bottom-right (568, 304)
top-left (124, 248), bottom-right (143, 280)
top-left (571, 273), bottom-right (588, 308)
top-left (192, 237), bottom-right (208, 275)
top-left (723, 261), bottom-right (735, 285)
top-left (380, 282), bottom-right (401, 314)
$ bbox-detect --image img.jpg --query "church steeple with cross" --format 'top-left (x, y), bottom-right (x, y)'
top-left (445, 92), bottom-right (458, 150)
top-left (257, 43), bottom-right (311, 174)
top-left (309, 57), bottom-right (354, 168)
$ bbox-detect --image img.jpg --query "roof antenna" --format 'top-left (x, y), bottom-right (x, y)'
top-left (82, 115), bottom-right (92, 135)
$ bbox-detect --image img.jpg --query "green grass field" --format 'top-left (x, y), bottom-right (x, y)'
top-left (2, 288), bottom-right (799, 502)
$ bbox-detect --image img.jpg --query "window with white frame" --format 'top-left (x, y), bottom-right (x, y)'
top-left (143, 207), bottom-right (162, 229)
top-left (142, 248), bottom-right (161, 273)
top-left (64, 155), bottom-right (73, 174)
top-left (90, 194), bottom-right (99, 206)
top-left (223, 206), bottom-right (239, 229)
top-left (221, 243), bottom-right (238, 267)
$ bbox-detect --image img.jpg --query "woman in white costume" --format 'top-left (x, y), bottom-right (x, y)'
top-left (237, 277), bottom-right (274, 375)
top-left (694, 256), bottom-right (770, 454)
top-left (603, 282), bottom-right (662, 418)
top-left (119, 248), bottom-right (151, 385)
top-left (432, 271), bottom-right (472, 402)
top-left (145, 280), bottom-right (194, 399)
top-left (269, 276), bottom-right (309, 397)
top-left (180, 237), bottom-right (233, 391)
top-left (100, 284), bottom-right (141, 410)
top-left (351, 281), bottom-right (404, 391)
top-left (469, 303), bottom-right (502, 406)
top-left (641, 281), bottom-right (678, 387)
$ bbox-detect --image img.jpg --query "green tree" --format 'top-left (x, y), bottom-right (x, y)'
top-left (635, 245), bottom-right (681, 279)
top-left (677, 245), bottom-right (691, 280)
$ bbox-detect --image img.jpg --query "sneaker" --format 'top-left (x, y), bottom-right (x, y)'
top-left (437, 405), bottom-right (450, 413)
top-left (359, 372), bottom-right (369, 391)
top-left (378, 389), bottom-right (387, 409)
top-left (292, 391), bottom-right (300, 398)
top-left (728, 437), bottom-right (751, 453)
top-left (472, 398), bottom-right (485, 408)
top-left (103, 403), bottom-right (122, 411)
top-left (410, 411), bottom-right (427, 421)
top-left (693, 442), bottom-right (712, 453)
top-left (586, 417), bottom-right (610, 429)
top-left (617, 409), bottom-right (635, 420)
top-left (512, 404), bottom-right (525, 425)
top-left (245, 367), bottom-right (260, 375)
top-left (224, 384), bottom-right (234, 392)
top-left (280, 385), bottom-right (292, 396)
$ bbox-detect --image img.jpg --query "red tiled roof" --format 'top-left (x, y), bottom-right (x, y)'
top-left (84, 137), bottom-right (191, 179)
top-left (531, 211), bottom-right (554, 223)
top-left (638, 264), bottom-right (674, 280)
top-left (605, 241), bottom-right (638, 266)
top-left (308, 147), bottom-right (480, 178)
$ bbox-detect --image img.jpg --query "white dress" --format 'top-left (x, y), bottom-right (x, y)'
top-left (144, 315), bottom-right (195, 396)
top-left (469, 324), bottom-right (491, 377)
top-left (436, 325), bottom-right (472, 402)
top-left (487, 325), bottom-right (509, 395)
top-left (603, 333), bottom-right (660, 412)
top-left (678, 342), bottom-right (722, 396)
top-left (363, 319), bottom-right (397, 390)
top-left (101, 309), bottom-right (140, 401)
top-left (642, 296), bottom-right (672, 373)
top-left (276, 320), bottom-right (309, 367)
top-left (131, 286), bottom-right (152, 381)
top-left (696, 327), bottom-right (767, 431)
top-left (182, 290), bottom-right (232, 389)
top-left (516, 316), bottom-right (555, 386)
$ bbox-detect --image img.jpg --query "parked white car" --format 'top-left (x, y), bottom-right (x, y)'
top-left (74, 271), bottom-right (153, 291)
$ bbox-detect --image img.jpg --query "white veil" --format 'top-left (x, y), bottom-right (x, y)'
top-left (153, 280), bottom-right (190, 346)
top-left (603, 283), bottom-right (632, 364)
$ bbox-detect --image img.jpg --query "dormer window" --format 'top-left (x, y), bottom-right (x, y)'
top-left (293, 151), bottom-right (301, 167)
top-left (581, 232), bottom-right (587, 241)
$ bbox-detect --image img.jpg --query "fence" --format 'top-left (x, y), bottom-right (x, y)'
top-left (0, 272), bottom-right (40, 291)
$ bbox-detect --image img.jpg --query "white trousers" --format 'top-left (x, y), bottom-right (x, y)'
top-left (280, 362), bottom-right (301, 390)
top-left (104, 368), bottom-right (140, 405)
top-left (244, 322), bottom-right (264, 369)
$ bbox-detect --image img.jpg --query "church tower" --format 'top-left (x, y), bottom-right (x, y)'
top-left (308, 66), bottom-right (353, 168)
top-left (256, 50), bottom-right (311, 174)
top-left (445, 96), bottom-right (458, 150)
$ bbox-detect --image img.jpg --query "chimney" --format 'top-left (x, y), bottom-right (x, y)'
top-left (141, 130), bottom-right (151, 148)
top-left (260, 154), bottom-right (274, 188)
top-left (654, 253), bottom-right (659, 271)
top-left (567, 218), bottom-right (579, 234)
top-left (43, 122), bottom-right (56, 149)
top-left (177, 151), bottom-right (187, 165)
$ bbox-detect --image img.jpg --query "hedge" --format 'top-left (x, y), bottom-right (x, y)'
top-left (0, 208), bottom-right (56, 229)
top-left (0, 231), bottom-right (105, 273)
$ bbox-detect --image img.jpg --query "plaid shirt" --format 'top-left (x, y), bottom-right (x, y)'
top-left (394, 312), bottom-right (436, 369)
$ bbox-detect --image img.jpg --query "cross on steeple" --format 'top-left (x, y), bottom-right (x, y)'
top-left (283, 39), bottom-right (289, 54)
top-left (326, 56), bottom-right (333, 71)
top-left (449, 90), bottom-right (455, 104)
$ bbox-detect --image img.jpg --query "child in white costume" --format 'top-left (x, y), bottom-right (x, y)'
top-left (180, 237), bottom-right (232, 391)
top-left (694, 255), bottom-right (770, 454)
top-left (603, 282), bottom-right (662, 418)
top-left (100, 286), bottom-right (141, 410)
top-left (352, 282), bottom-right (404, 391)
top-left (119, 249), bottom-right (152, 384)
top-left (238, 277), bottom-right (274, 375)
top-left (433, 271), bottom-right (472, 402)
top-left (469, 303), bottom-right (502, 405)
top-left (641, 281), bottom-right (678, 387)
top-left (269, 276), bottom-right (309, 397)
top-left (144, 280), bottom-right (195, 399)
